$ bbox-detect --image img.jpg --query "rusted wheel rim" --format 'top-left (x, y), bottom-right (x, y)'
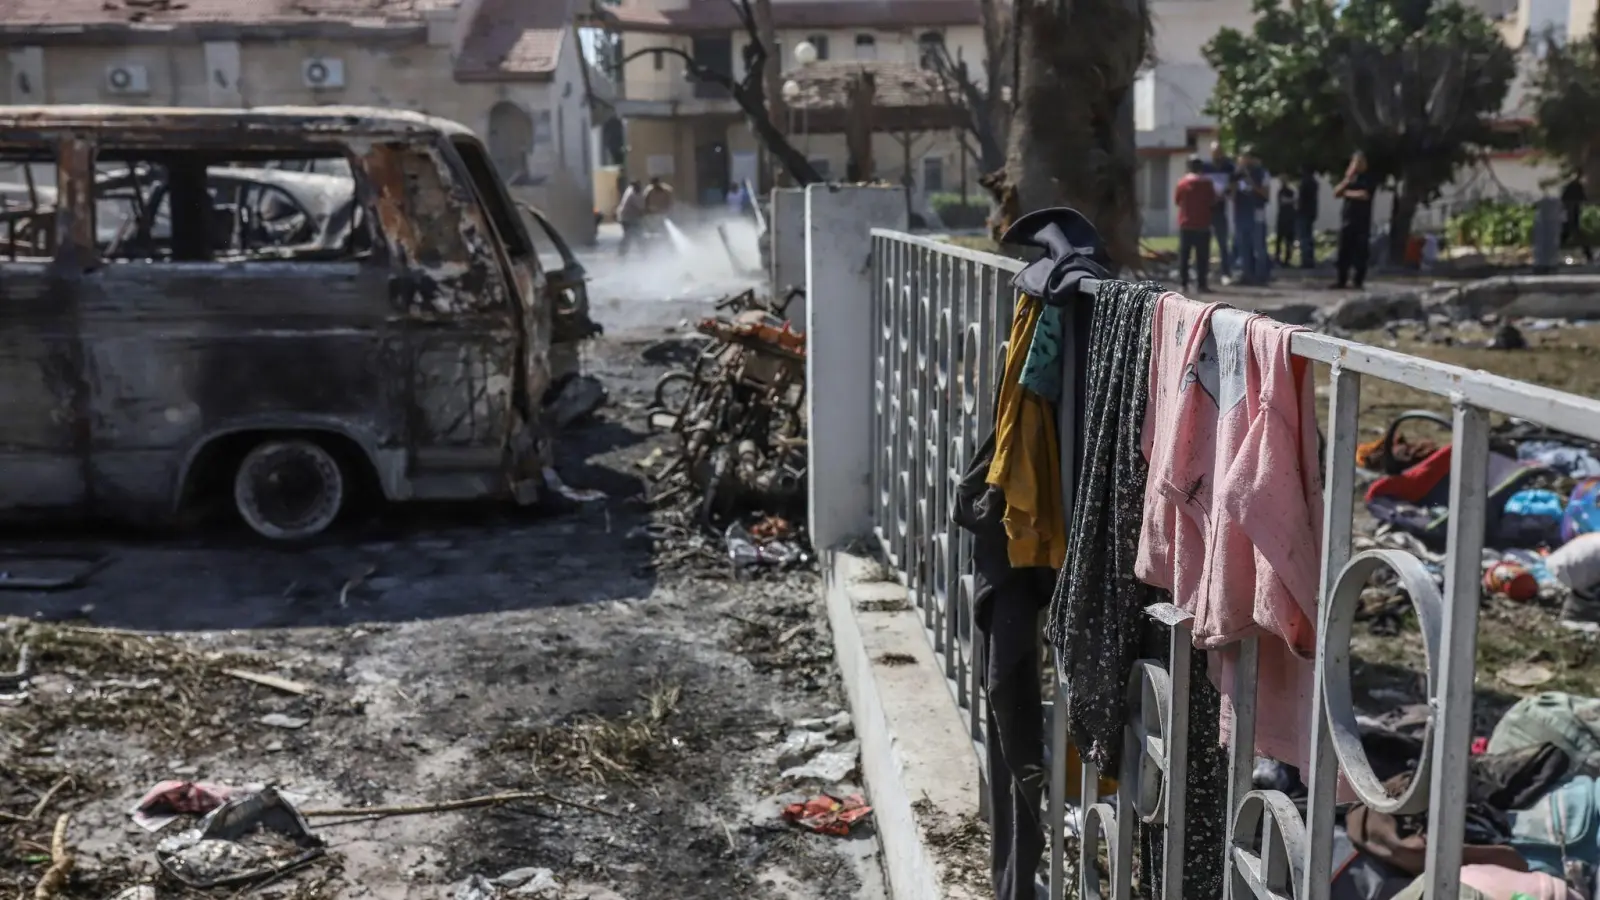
top-left (233, 441), bottom-right (344, 540)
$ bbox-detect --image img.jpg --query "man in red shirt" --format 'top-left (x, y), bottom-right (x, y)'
top-left (1174, 156), bottom-right (1217, 292)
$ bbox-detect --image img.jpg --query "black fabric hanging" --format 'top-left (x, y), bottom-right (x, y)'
top-left (1039, 277), bottom-right (1228, 900)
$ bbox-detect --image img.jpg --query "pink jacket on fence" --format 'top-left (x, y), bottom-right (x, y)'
top-left (1136, 293), bottom-right (1327, 775)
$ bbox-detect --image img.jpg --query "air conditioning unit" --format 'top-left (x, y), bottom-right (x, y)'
top-left (105, 64), bottom-right (149, 95)
top-left (302, 58), bottom-right (344, 90)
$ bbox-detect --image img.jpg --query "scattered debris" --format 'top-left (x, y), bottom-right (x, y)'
top-left (156, 788), bottom-right (324, 888)
top-left (1489, 322), bottom-right (1527, 350)
top-left (32, 813), bottom-right (72, 900)
top-left (493, 685), bottom-right (682, 785)
top-left (223, 668), bottom-right (313, 696)
top-left (338, 563), bottom-right (377, 608)
top-left (543, 468), bottom-right (608, 505)
top-left (259, 713), bottom-right (311, 730)
top-left (302, 789), bottom-right (611, 822)
top-left (0, 552), bottom-right (111, 591)
top-left (130, 780), bottom-right (236, 832)
top-left (645, 290), bottom-right (811, 572)
top-left (781, 742), bottom-right (860, 784)
top-left (780, 793), bottom-right (872, 836)
top-left (876, 652), bottom-right (916, 666)
top-left (1499, 663), bottom-right (1556, 688)
top-left (549, 374), bottom-right (610, 429)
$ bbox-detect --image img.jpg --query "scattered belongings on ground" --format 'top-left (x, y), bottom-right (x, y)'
top-left (780, 793), bottom-right (872, 836)
top-left (157, 788), bottom-right (323, 888)
top-left (644, 289), bottom-right (811, 572)
top-left (1305, 689), bottom-right (1600, 900)
top-left (1354, 412), bottom-right (1600, 624)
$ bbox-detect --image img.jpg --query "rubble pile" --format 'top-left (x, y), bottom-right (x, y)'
top-left (644, 290), bottom-right (810, 571)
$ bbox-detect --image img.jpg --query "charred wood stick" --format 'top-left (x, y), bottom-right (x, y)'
top-left (302, 790), bottom-right (614, 821)
top-left (32, 813), bottom-right (72, 900)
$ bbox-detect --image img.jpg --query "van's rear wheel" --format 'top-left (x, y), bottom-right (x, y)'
top-left (233, 439), bottom-right (345, 541)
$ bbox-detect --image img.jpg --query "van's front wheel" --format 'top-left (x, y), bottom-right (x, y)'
top-left (233, 439), bottom-right (346, 541)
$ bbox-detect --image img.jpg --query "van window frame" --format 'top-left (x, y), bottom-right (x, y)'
top-left (448, 136), bottom-right (535, 262)
top-left (87, 142), bottom-right (378, 267)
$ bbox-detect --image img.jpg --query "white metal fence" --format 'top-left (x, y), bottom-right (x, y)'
top-left (866, 227), bottom-right (1600, 900)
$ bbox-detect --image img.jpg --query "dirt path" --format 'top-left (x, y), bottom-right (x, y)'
top-left (1, 288), bottom-right (884, 900)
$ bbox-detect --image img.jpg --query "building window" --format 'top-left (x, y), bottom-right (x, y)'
top-left (922, 156), bottom-right (944, 193)
top-left (488, 101), bottom-right (534, 181)
top-left (805, 34), bottom-right (830, 61)
top-left (917, 30), bottom-right (944, 67)
top-left (808, 157), bottom-right (831, 179)
top-left (653, 49), bottom-right (664, 70)
top-left (855, 34), bottom-right (877, 60)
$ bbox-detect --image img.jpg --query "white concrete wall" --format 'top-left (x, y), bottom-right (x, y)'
top-left (770, 187), bottom-right (808, 327)
top-left (806, 185), bottom-right (907, 550)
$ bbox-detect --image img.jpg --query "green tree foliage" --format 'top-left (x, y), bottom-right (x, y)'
top-left (1529, 24), bottom-right (1600, 179)
top-left (1204, 0), bottom-right (1516, 255)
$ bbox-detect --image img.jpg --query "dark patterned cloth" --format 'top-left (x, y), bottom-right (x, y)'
top-left (1043, 279), bottom-right (1227, 900)
top-left (1044, 279), bottom-right (1165, 769)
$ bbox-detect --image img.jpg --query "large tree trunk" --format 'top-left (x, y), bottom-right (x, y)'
top-left (978, 0), bottom-right (1012, 174)
top-left (1388, 182), bottom-right (1422, 264)
top-left (844, 73), bottom-right (877, 181)
top-left (998, 0), bottom-right (1148, 269)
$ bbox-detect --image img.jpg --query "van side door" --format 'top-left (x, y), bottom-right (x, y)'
top-left (358, 141), bottom-right (526, 498)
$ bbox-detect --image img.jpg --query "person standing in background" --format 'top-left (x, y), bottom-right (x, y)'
top-left (1204, 141), bottom-right (1235, 283)
top-left (1296, 165), bottom-right (1320, 268)
top-left (1174, 156), bottom-right (1217, 293)
top-left (1232, 148), bottom-right (1272, 284)
top-left (1274, 178), bottom-right (1297, 266)
top-left (1333, 151), bottom-right (1375, 289)
top-left (616, 179), bottom-right (644, 256)
top-left (1562, 174), bottom-right (1593, 263)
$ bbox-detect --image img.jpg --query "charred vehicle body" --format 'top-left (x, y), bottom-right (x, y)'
top-left (0, 105), bottom-right (597, 540)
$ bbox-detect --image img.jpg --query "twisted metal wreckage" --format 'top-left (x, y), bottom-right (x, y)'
top-left (646, 289), bottom-right (811, 567)
top-left (0, 105), bottom-right (602, 541)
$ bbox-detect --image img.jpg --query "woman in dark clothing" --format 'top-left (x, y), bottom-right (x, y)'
top-left (1274, 179), bottom-right (1297, 265)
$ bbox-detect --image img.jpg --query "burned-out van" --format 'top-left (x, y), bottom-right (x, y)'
top-left (0, 106), bottom-right (590, 540)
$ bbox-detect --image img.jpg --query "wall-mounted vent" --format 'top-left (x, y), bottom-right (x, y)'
top-left (302, 58), bottom-right (345, 89)
top-left (105, 64), bottom-right (150, 95)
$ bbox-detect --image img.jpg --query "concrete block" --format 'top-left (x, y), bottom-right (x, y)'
top-left (824, 550), bottom-right (983, 900)
top-left (805, 184), bottom-right (907, 552)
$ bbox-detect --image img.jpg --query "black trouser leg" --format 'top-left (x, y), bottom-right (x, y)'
top-left (1350, 225), bottom-right (1371, 286)
top-left (1336, 224), bottom-right (1358, 286)
top-left (974, 527), bottom-right (1050, 900)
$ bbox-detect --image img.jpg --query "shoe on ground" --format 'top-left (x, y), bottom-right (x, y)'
top-left (1563, 589), bottom-right (1600, 625)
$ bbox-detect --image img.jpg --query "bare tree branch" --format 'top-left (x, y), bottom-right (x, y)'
top-left (620, 33), bottom-right (822, 185)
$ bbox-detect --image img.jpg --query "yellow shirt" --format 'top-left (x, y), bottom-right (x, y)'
top-left (985, 293), bottom-right (1067, 569)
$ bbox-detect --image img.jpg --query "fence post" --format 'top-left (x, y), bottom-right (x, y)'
top-left (805, 184), bottom-right (909, 552)
top-left (770, 187), bottom-right (808, 331)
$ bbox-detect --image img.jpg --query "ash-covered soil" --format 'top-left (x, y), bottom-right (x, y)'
top-left (1, 287), bottom-right (883, 900)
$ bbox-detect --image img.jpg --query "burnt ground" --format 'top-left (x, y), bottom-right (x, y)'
top-left (0, 269), bottom-right (885, 900)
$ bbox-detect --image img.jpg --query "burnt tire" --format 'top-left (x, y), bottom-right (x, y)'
top-left (232, 439), bottom-right (346, 541)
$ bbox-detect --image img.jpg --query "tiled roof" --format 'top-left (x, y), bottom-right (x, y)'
top-left (602, 0), bottom-right (979, 33)
top-left (455, 0), bottom-right (574, 78)
top-left (0, 0), bottom-right (455, 26)
top-left (785, 59), bottom-right (954, 110)
top-left (0, 0), bottom-right (575, 80)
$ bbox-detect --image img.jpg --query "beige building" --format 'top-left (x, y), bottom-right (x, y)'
top-left (0, 0), bottom-right (599, 242)
top-left (598, 0), bottom-right (986, 216)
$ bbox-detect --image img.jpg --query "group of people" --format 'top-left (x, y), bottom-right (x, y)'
top-left (1172, 142), bottom-right (1377, 294)
top-left (615, 176), bottom-right (674, 256)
